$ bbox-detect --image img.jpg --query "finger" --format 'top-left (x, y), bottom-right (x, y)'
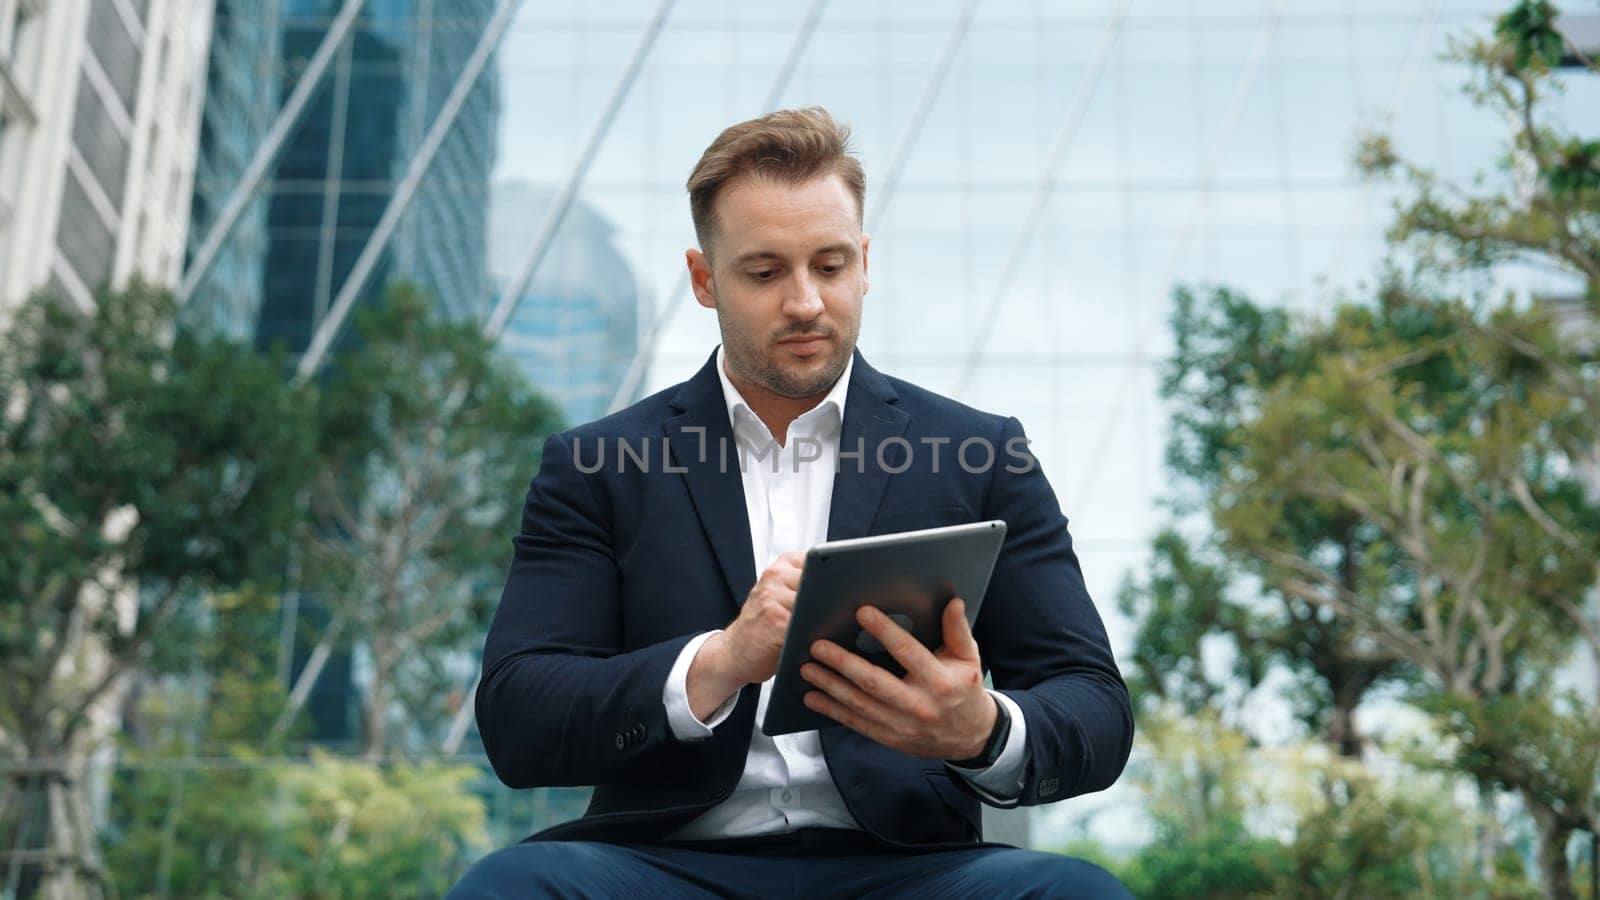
top-left (941, 598), bottom-right (981, 662)
top-left (810, 640), bottom-right (922, 711)
top-left (799, 662), bottom-right (900, 724)
top-left (803, 690), bottom-right (901, 749)
top-left (755, 576), bottom-right (798, 607)
top-left (772, 565), bottom-right (802, 590)
top-left (856, 606), bottom-right (940, 677)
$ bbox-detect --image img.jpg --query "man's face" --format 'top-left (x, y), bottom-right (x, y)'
top-left (687, 172), bottom-right (869, 400)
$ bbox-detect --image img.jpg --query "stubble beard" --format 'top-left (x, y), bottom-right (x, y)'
top-left (715, 302), bottom-right (854, 400)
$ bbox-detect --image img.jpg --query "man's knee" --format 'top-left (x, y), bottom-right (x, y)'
top-left (963, 848), bottom-right (1132, 900)
top-left (446, 842), bottom-right (620, 899)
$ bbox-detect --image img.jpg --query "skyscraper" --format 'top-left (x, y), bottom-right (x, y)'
top-left (182, 0), bottom-right (280, 340)
top-left (489, 181), bottom-right (639, 427)
top-left (185, 0), bottom-right (500, 351)
top-left (0, 0), bottom-right (212, 320)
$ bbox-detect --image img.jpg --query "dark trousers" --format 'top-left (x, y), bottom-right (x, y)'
top-left (446, 828), bottom-right (1130, 899)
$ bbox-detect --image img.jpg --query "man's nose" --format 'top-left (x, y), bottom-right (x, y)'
top-left (780, 271), bottom-right (825, 319)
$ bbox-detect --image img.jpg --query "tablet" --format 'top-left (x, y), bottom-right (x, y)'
top-left (761, 519), bottom-right (1007, 737)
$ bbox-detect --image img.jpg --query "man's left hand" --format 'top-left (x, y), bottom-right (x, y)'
top-left (800, 598), bottom-right (996, 761)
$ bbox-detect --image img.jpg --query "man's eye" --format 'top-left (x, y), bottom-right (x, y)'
top-left (751, 270), bottom-right (776, 280)
top-left (817, 265), bottom-right (840, 275)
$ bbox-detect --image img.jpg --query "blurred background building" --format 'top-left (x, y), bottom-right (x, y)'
top-left (0, 0), bottom-right (210, 317)
top-left (489, 181), bottom-right (639, 425)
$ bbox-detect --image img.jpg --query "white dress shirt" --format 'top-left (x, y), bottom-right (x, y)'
top-left (660, 345), bottom-right (1028, 840)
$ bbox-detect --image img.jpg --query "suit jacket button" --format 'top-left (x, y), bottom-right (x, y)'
top-left (615, 733), bottom-right (626, 750)
top-left (1037, 776), bottom-right (1060, 798)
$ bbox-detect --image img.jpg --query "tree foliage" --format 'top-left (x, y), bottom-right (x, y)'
top-left (1121, 288), bottom-right (1407, 757)
top-left (0, 284), bottom-right (316, 896)
top-left (1353, 4), bottom-right (1600, 893)
top-left (1125, 4), bottom-right (1600, 895)
top-left (273, 752), bottom-right (489, 900)
top-left (1087, 713), bottom-right (1527, 899)
top-left (290, 283), bottom-right (564, 759)
top-left (1139, 281), bottom-right (1599, 897)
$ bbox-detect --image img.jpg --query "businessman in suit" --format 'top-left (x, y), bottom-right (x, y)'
top-left (449, 107), bottom-right (1133, 898)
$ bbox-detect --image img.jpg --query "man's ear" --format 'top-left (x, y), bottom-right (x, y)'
top-left (687, 248), bottom-right (716, 309)
top-left (860, 232), bottom-right (871, 296)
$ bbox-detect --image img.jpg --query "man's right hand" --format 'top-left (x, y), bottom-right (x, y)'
top-left (685, 551), bottom-right (806, 721)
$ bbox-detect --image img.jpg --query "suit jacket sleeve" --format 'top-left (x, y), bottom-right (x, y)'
top-left (976, 415), bottom-right (1135, 806)
top-left (476, 430), bottom-right (693, 789)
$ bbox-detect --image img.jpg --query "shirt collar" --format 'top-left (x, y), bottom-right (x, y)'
top-left (715, 343), bottom-right (853, 440)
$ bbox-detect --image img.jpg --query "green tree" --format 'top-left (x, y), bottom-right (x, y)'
top-left (0, 285), bottom-right (316, 898)
top-left (105, 586), bottom-right (494, 898)
top-left (1120, 288), bottom-right (1406, 758)
top-left (1276, 765), bottom-right (1530, 900)
top-left (1119, 2), bottom-right (1600, 894)
top-left (274, 751), bottom-right (489, 899)
top-left (274, 283), bottom-right (563, 760)
top-left (1351, 4), bottom-right (1600, 894)
top-left (1359, 2), bottom-right (1598, 322)
top-left (1101, 713), bottom-right (1538, 899)
top-left (1209, 288), bottom-right (1599, 898)
top-left (105, 585), bottom-right (296, 898)
top-left (1117, 713), bottom-right (1285, 900)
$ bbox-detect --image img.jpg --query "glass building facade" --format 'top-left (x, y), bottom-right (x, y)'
top-left (185, 0), bottom-right (280, 340)
top-left (187, 0), bottom-right (500, 349)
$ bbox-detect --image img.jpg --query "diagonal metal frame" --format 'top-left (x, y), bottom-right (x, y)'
top-left (951, 0), bottom-right (1130, 398)
top-left (480, 0), bottom-right (679, 344)
top-left (178, 0), bottom-right (368, 306)
top-left (0, 50), bottom-right (38, 127)
top-left (295, 0), bottom-right (523, 380)
top-left (272, 0), bottom-right (524, 735)
top-left (864, 0), bottom-right (977, 236)
top-left (1065, 1), bottom-right (1286, 516)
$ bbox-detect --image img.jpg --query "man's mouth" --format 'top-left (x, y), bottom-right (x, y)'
top-left (778, 334), bottom-right (830, 356)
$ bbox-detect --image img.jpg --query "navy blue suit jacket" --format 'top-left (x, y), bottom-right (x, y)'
top-left (476, 347), bottom-right (1133, 846)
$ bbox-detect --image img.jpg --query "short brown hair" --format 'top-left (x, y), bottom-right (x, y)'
top-left (686, 106), bottom-right (866, 258)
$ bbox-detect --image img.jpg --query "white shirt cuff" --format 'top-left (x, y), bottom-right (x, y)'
top-left (945, 690), bottom-right (1029, 805)
top-left (663, 630), bottom-right (739, 740)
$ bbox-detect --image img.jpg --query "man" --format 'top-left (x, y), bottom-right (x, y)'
top-left (450, 107), bottom-right (1134, 898)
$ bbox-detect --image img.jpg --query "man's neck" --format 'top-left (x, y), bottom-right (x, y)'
top-left (727, 376), bottom-right (824, 446)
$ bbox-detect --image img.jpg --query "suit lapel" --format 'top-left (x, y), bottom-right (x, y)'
top-left (827, 349), bottom-right (910, 542)
top-left (664, 350), bottom-right (755, 611)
